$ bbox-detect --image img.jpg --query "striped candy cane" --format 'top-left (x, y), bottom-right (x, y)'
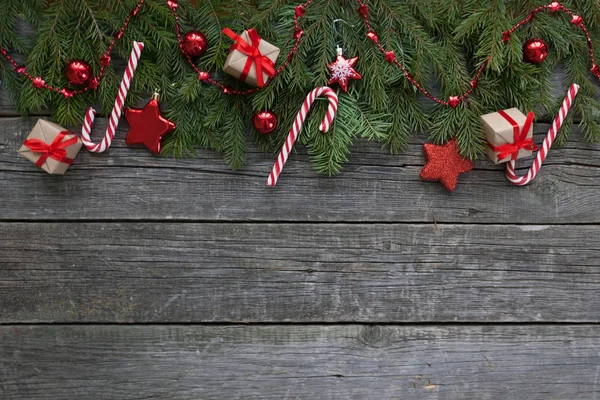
top-left (267, 86), bottom-right (339, 187)
top-left (505, 84), bottom-right (579, 186)
top-left (81, 41), bottom-right (145, 153)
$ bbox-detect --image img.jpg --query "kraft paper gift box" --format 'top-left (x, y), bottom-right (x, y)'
top-left (18, 119), bottom-right (82, 174)
top-left (481, 108), bottom-right (535, 164)
top-left (223, 29), bottom-right (280, 87)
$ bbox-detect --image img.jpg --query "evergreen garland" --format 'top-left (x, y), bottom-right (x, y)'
top-left (1, 0), bottom-right (599, 174)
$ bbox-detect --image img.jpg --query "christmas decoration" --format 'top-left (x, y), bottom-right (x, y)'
top-left (0, 0), bottom-right (146, 97)
top-left (356, 0), bottom-right (599, 107)
top-left (523, 38), bottom-right (549, 64)
top-left (125, 93), bottom-right (176, 154)
top-left (267, 87), bottom-right (339, 187)
top-left (505, 84), bottom-right (579, 186)
top-left (81, 42), bottom-right (145, 153)
top-left (1, 0), bottom-right (599, 177)
top-left (222, 28), bottom-right (280, 87)
top-left (253, 111), bottom-right (278, 134)
top-left (327, 48), bottom-right (362, 92)
top-left (169, 0), bottom-right (312, 96)
top-left (420, 139), bottom-right (474, 192)
top-left (65, 60), bottom-right (92, 86)
top-left (18, 120), bottom-right (82, 174)
top-left (182, 31), bottom-right (208, 58)
top-left (481, 108), bottom-right (536, 164)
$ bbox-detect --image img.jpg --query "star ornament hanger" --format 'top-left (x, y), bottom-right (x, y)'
top-left (327, 47), bottom-right (362, 92)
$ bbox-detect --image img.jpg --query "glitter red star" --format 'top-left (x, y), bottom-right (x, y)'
top-left (327, 53), bottom-right (361, 92)
top-left (125, 97), bottom-right (176, 155)
top-left (420, 139), bottom-right (473, 191)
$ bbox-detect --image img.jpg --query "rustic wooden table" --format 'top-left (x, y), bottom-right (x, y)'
top-left (1, 88), bottom-right (599, 399)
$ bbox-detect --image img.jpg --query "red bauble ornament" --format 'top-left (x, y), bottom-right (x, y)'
top-left (253, 111), bottom-right (278, 134)
top-left (327, 50), bottom-right (362, 92)
top-left (125, 94), bottom-right (176, 154)
top-left (523, 38), bottom-right (549, 64)
top-left (182, 31), bottom-right (208, 58)
top-left (65, 60), bottom-right (92, 86)
top-left (420, 138), bottom-right (473, 192)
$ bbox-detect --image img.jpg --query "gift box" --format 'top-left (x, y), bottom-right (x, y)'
top-left (18, 119), bottom-right (82, 174)
top-left (481, 108), bottom-right (537, 164)
top-left (222, 28), bottom-right (280, 87)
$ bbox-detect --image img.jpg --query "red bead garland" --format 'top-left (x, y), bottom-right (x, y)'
top-left (355, 0), bottom-right (600, 107)
top-left (1, 0), bottom-right (598, 105)
top-left (0, 0), bottom-right (147, 98)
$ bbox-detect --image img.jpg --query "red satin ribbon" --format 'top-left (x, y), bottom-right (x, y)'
top-left (488, 110), bottom-right (537, 161)
top-left (223, 28), bottom-right (275, 87)
top-left (24, 131), bottom-right (78, 168)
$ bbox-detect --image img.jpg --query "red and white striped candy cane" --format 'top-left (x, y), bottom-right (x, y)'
top-left (267, 86), bottom-right (339, 187)
top-left (81, 41), bottom-right (144, 153)
top-left (505, 84), bottom-right (579, 186)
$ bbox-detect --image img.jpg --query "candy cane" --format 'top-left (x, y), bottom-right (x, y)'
top-left (505, 84), bottom-right (579, 186)
top-left (81, 41), bottom-right (144, 153)
top-left (267, 87), bottom-right (339, 187)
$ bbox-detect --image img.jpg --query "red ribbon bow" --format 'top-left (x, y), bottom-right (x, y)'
top-left (24, 131), bottom-right (78, 168)
top-left (223, 28), bottom-right (276, 87)
top-left (488, 110), bottom-right (538, 161)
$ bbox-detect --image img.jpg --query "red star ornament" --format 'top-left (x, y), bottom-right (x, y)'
top-left (125, 96), bottom-right (176, 155)
top-left (420, 138), bottom-right (473, 191)
top-left (327, 52), bottom-right (361, 92)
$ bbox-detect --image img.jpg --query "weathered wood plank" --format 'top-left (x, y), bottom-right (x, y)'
top-left (1, 324), bottom-right (599, 399)
top-left (2, 117), bottom-right (600, 222)
top-left (1, 222), bottom-right (598, 323)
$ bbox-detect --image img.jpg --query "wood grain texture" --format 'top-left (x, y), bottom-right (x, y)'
top-left (2, 117), bottom-right (600, 222)
top-left (1, 222), bottom-right (598, 323)
top-left (2, 324), bottom-right (599, 400)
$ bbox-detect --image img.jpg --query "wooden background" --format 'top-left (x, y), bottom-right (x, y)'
top-left (1, 77), bottom-right (600, 399)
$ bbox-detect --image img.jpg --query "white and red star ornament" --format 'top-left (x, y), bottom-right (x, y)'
top-left (327, 47), bottom-right (361, 92)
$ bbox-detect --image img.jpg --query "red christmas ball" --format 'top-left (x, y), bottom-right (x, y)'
top-left (183, 31), bottom-right (208, 58)
top-left (523, 38), bottom-right (549, 64)
top-left (253, 111), bottom-right (278, 134)
top-left (65, 60), bottom-right (92, 86)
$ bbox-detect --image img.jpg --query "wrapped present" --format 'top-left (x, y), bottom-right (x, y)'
top-left (481, 108), bottom-right (537, 164)
top-left (18, 120), bottom-right (82, 174)
top-left (222, 28), bottom-right (280, 87)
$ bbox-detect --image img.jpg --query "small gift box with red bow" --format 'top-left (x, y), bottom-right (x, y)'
top-left (18, 120), bottom-right (82, 174)
top-left (481, 108), bottom-right (538, 164)
top-left (222, 28), bottom-right (280, 87)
